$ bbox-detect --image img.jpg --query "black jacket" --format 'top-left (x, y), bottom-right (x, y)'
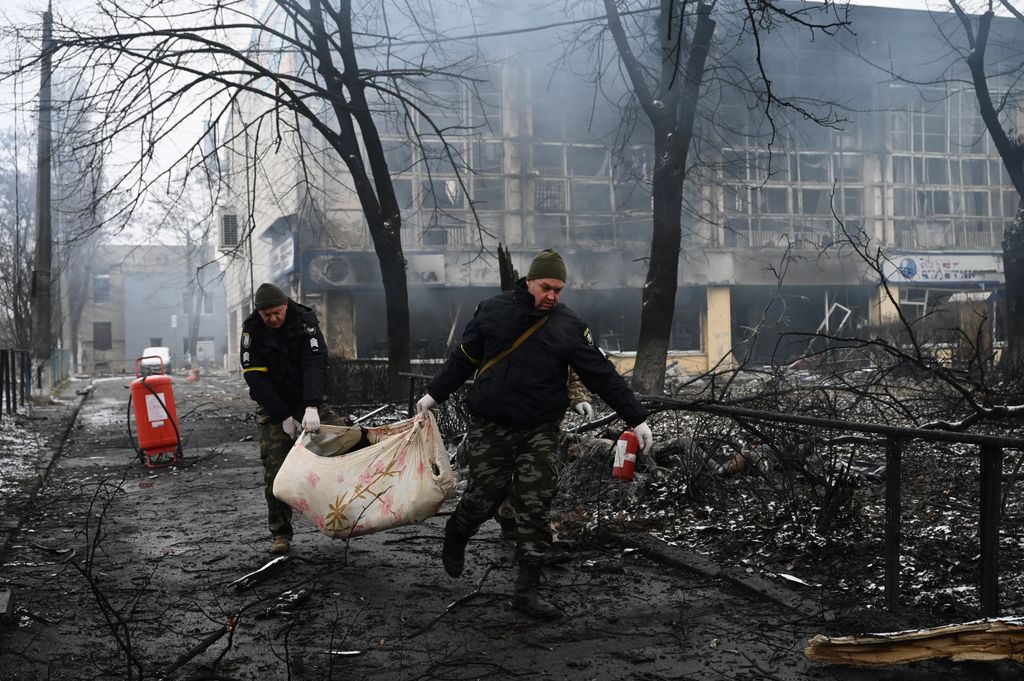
top-left (428, 279), bottom-right (648, 428)
top-left (240, 300), bottom-right (328, 420)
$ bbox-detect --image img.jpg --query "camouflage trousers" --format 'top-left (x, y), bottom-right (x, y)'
top-left (257, 406), bottom-right (342, 539)
top-left (451, 416), bottom-right (561, 561)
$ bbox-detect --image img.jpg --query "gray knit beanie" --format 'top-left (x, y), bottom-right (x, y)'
top-left (254, 283), bottom-right (288, 309)
top-left (526, 249), bottom-right (567, 282)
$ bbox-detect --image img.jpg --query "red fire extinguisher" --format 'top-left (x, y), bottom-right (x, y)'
top-left (130, 356), bottom-right (181, 468)
top-left (612, 429), bottom-right (639, 481)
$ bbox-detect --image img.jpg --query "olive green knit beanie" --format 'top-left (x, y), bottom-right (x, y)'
top-left (526, 249), bottom-right (567, 282)
top-left (254, 282), bottom-right (288, 310)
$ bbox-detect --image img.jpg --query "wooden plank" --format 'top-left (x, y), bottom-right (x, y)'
top-left (807, 617), bottom-right (1024, 666)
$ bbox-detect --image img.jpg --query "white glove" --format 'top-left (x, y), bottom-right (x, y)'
top-left (302, 406), bottom-right (320, 433)
top-left (574, 401), bottom-right (594, 420)
top-left (633, 421), bottom-right (653, 454)
top-left (281, 416), bottom-right (299, 439)
top-left (416, 394), bottom-right (437, 415)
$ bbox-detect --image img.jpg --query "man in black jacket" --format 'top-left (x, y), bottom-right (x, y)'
top-left (416, 249), bottom-right (653, 619)
top-left (241, 282), bottom-right (331, 555)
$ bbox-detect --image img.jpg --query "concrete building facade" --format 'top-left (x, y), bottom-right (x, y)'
top-left (217, 3), bottom-right (1021, 376)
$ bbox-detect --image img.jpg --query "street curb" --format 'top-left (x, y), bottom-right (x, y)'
top-left (599, 529), bottom-right (835, 623)
top-left (0, 385), bottom-right (92, 559)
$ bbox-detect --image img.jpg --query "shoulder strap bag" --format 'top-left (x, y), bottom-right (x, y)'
top-left (475, 315), bottom-right (549, 379)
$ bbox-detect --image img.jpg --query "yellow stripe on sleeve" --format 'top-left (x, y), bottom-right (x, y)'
top-left (243, 366), bottom-right (269, 373)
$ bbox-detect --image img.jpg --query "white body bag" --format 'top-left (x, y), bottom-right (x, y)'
top-left (273, 412), bottom-right (455, 539)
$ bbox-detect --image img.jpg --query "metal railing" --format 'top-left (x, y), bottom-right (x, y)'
top-left (0, 349), bottom-right (32, 420)
top-left (646, 395), bottom-right (1024, 618)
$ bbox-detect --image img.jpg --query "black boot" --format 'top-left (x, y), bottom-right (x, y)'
top-left (495, 514), bottom-right (517, 544)
top-left (543, 541), bottom-right (571, 566)
top-left (511, 560), bottom-right (562, 620)
top-left (442, 517), bottom-right (471, 577)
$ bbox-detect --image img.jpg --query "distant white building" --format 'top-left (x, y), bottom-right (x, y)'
top-left (74, 245), bottom-right (227, 374)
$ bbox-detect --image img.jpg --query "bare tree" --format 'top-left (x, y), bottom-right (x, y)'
top-left (571, 0), bottom-right (850, 394)
top-left (600, 0), bottom-right (716, 395)
top-left (52, 72), bottom-right (107, 374)
top-left (946, 0), bottom-right (1024, 377)
top-left (0, 129), bottom-right (34, 349)
top-left (2, 0), bottom-right (488, 398)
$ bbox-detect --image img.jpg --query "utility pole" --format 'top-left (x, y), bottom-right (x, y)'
top-left (31, 1), bottom-right (53, 397)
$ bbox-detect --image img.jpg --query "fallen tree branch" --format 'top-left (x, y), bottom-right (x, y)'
top-left (160, 614), bottom-right (239, 679)
top-left (229, 556), bottom-right (290, 591)
top-left (407, 563), bottom-right (498, 639)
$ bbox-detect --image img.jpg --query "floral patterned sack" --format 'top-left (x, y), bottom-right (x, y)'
top-left (272, 412), bottom-right (455, 539)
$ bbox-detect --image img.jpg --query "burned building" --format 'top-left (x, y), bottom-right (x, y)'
top-left (217, 2), bottom-right (1020, 376)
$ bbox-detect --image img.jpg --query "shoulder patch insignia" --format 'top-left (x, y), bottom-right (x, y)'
top-left (583, 327), bottom-right (594, 346)
top-left (241, 332), bottom-right (251, 349)
top-left (304, 324), bottom-right (316, 335)
top-left (310, 337), bottom-right (320, 351)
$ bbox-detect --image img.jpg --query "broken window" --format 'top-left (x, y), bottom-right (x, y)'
top-left (573, 182), bottom-right (611, 213)
top-left (392, 179), bottom-right (413, 210)
top-left (752, 151), bottom-right (789, 182)
top-left (890, 111), bottom-right (911, 151)
top-left (756, 187), bottom-right (790, 214)
top-left (801, 189), bottom-right (832, 216)
top-left (1003, 191), bottom-right (1020, 218)
top-left (569, 146), bottom-right (609, 176)
top-left (965, 190), bottom-right (990, 217)
top-left (418, 81), bottom-right (463, 133)
top-left (472, 177), bottom-right (504, 210)
top-left (420, 140), bottom-right (468, 175)
top-left (893, 188), bottom-right (913, 216)
top-left (614, 181), bottom-right (651, 213)
top-left (532, 108), bottom-right (565, 141)
top-left (838, 154), bottom-right (862, 182)
top-left (469, 70), bottom-right (502, 133)
top-left (422, 219), bottom-right (465, 248)
top-left (382, 139), bottom-right (414, 173)
top-left (473, 141), bottom-right (503, 173)
top-left (798, 154), bottom-right (829, 182)
top-left (421, 180), bottom-right (465, 209)
top-left (535, 179), bottom-right (566, 212)
top-left (912, 104), bottom-right (947, 153)
top-left (533, 145), bottom-right (564, 174)
top-left (963, 158), bottom-right (988, 185)
top-left (573, 217), bottom-right (614, 241)
top-left (916, 189), bottom-right (950, 215)
top-left (723, 185), bottom-right (748, 214)
top-left (843, 189), bottom-right (863, 216)
top-left (924, 157), bottom-right (947, 184)
top-left (534, 214), bottom-right (567, 243)
top-left (892, 156), bottom-right (912, 183)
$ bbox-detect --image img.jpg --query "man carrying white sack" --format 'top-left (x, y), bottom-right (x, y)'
top-left (240, 282), bottom-right (340, 555)
top-left (417, 249), bottom-right (653, 619)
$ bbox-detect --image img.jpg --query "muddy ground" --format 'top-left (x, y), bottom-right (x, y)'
top-left (0, 374), bottom-right (1019, 680)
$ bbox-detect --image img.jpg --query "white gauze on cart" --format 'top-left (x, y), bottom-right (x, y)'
top-left (273, 412), bottom-right (455, 539)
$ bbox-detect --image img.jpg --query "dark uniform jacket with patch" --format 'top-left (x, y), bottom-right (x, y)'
top-left (240, 300), bottom-right (328, 420)
top-left (428, 279), bottom-right (649, 428)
